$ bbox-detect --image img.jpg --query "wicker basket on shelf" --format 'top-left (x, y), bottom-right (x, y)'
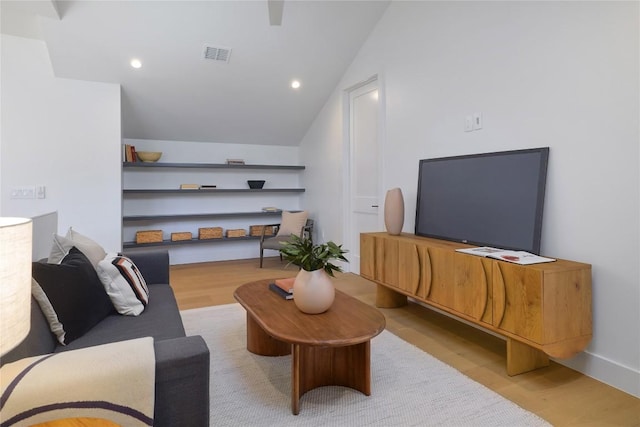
top-left (171, 232), bottom-right (192, 241)
top-left (136, 230), bottom-right (163, 244)
top-left (199, 227), bottom-right (223, 239)
top-left (249, 225), bottom-right (275, 237)
top-left (226, 229), bottom-right (246, 238)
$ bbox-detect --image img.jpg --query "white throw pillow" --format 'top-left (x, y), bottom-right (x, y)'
top-left (47, 234), bottom-right (74, 264)
top-left (66, 228), bottom-right (107, 267)
top-left (97, 254), bottom-right (149, 316)
top-left (31, 278), bottom-right (66, 345)
top-left (48, 228), bottom-right (106, 268)
top-left (276, 211), bottom-right (308, 237)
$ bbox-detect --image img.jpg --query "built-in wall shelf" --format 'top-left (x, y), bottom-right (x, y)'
top-left (123, 162), bottom-right (305, 170)
top-left (123, 235), bottom-right (262, 249)
top-left (121, 157), bottom-right (306, 260)
top-left (123, 211), bottom-right (291, 222)
top-left (123, 188), bottom-right (304, 194)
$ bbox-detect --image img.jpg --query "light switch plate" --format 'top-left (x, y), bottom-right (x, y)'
top-left (473, 112), bottom-right (483, 130)
top-left (36, 185), bottom-right (46, 199)
top-left (464, 115), bottom-right (474, 132)
top-left (10, 186), bottom-right (36, 199)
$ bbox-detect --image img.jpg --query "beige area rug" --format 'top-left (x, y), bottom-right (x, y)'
top-left (181, 304), bottom-right (551, 427)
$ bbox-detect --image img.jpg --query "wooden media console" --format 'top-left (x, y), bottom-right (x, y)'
top-left (360, 232), bottom-right (592, 375)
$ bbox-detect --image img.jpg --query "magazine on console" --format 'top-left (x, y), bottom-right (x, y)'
top-left (455, 246), bottom-right (556, 265)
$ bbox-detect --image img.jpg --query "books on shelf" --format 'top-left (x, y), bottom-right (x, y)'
top-left (226, 159), bottom-right (245, 165)
top-left (179, 184), bottom-right (217, 190)
top-left (261, 207), bottom-right (281, 212)
top-left (273, 277), bottom-right (295, 293)
top-left (269, 282), bottom-right (293, 300)
top-left (180, 184), bottom-right (200, 190)
top-left (455, 247), bottom-right (556, 265)
top-left (123, 144), bottom-right (138, 162)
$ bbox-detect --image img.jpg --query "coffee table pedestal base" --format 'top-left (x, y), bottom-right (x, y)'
top-left (246, 313), bottom-right (371, 415)
top-left (291, 342), bottom-right (371, 415)
top-left (246, 313), bottom-right (291, 356)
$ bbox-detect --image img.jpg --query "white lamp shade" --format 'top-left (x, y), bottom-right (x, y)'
top-left (0, 217), bottom-right (32, 355)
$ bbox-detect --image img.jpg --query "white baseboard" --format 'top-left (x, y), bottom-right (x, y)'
top-left (412, 299), bottom-right (640, 398)
top-left (555, 351), bottom-right (640, 398)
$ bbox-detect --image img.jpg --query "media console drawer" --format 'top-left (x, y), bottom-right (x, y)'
top-left (360, 232), bottom-right (592, 375)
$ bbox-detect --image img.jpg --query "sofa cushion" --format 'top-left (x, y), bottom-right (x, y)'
top-left (97, 254), bottom-right (149, 316)
top-left (56, 283), bottom-right (186, 352)
top-left (32, 247), bottom-right (114, 345)
top-left (0, 296), bottom-right (58, 366)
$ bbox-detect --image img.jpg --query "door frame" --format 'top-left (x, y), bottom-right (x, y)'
top-left (342, 74), bottom-right (385, 273)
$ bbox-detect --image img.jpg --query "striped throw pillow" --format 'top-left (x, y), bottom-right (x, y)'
top-left (97, 254), bottom-right (149, 316)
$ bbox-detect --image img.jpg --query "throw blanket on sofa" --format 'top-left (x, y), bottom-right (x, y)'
top-left (0, 337), bottom-right (155, 427)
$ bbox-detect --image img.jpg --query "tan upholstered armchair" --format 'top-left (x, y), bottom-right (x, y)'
top-left (259, 213), bottom-right (313, 268)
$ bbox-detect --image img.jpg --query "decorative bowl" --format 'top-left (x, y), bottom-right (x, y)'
top-left (247, 180), bottom-right (265, 189)
top-left (137, 151), bottom-right (163, 162)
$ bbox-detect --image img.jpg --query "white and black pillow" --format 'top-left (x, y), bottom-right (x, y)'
top-left (32, 247), bottom-right (115, 345)
top-left (97, 254), bottom-right (149, 316)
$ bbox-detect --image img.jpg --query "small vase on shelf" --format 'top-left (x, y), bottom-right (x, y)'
top-left (384, 187), bottom-right (404, 235)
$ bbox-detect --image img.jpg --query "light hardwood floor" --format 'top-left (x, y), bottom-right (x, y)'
top-left (170, 257), bottom-right (640, 426)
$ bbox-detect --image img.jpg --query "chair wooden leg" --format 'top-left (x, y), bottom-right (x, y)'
top-left (260, 247), bottom-right (264, 268)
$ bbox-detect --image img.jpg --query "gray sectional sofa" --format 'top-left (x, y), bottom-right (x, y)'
top-left (1, 249), bottom-right (210, 427)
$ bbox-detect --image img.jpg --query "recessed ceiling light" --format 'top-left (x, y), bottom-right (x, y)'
top-left (130, 58), bottom-right (142, 69)
top-left (291, 80), bottom-right (301, 89)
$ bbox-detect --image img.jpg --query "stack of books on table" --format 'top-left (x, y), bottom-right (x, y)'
top-left (269, 277), bottom-right (295, 300)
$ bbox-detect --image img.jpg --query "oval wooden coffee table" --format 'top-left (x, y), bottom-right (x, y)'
top-left (234, 279), bottom-right (386, 415)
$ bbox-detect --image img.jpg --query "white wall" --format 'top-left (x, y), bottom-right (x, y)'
top-left (123, 138), bottom-right (303, 264)
top-left (0, 32), bottom-right (304, 266)
top-left (1, 34), bottom-right (122, 251)
top-left (299, 1), bottom-right (639, 397)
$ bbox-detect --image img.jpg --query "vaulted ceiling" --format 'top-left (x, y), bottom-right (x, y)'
top-left (1, 0), bottom-right (390, 145)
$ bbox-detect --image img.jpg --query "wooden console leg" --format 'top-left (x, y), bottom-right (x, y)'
top-left (506, 338), bottom-right (549, 376)
top-left (375, 284), bottom-right (408, 308)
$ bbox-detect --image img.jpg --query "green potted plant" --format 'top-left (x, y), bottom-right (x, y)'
top-left (279, 235), bottom-right (348, 314)
top-left (279, 234), bottom-right (348, 276)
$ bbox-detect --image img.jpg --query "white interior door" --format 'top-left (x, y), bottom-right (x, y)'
top-left (348, 79), bottom-right (380, 274)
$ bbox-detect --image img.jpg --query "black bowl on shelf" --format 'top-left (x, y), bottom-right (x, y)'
top-left (247, 180), bottom-right (265, 189)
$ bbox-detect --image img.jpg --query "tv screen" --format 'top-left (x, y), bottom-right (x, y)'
top-left (415, 147), bottom-right (549, 254)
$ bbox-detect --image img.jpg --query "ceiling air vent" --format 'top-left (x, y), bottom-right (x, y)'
top-left (202, 45), bottom-right (232, 63)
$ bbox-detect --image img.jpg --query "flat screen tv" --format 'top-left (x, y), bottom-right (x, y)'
top-left (415, 147), bottom-right (549, 254)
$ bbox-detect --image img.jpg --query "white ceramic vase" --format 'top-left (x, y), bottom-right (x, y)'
top-left (293, 268), bottom-right (335, 314)
top-left (384, 187), bottom-right (404, 235)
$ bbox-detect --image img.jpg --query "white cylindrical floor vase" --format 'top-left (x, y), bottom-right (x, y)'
top-left (384, 187), bottom-right (404, 235)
